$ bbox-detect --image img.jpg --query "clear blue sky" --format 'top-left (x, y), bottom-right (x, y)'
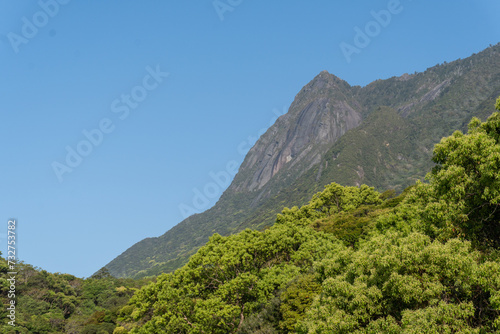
top-left (0, 0), bottom-right (498, 278)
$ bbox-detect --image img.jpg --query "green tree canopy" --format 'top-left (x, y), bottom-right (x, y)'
top-left (430, 108), bottom-right (500, 248)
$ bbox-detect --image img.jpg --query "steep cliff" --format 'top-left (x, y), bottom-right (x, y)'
top-left (231, 72), bottom-right (362, 193)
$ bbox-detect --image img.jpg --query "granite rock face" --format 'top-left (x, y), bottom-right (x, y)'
top-left (233, 71), bottom-right (362, 192)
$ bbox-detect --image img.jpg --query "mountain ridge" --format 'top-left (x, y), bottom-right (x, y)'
top-left (104, 43), bottom-right (500, 278)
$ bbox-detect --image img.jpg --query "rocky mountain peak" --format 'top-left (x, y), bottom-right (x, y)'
top-left (229, 71), bottom-right (362, 193)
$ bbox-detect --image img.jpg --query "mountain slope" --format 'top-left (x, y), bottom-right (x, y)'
top-left (105, 43), bottom-right (500, 278)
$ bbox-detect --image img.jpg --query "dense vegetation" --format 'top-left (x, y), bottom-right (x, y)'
top-left (0, 262), bottom-right (152, 333)
top-left (2, 100), bottom-right (500, 333)
top-left (110, 102), bottom-right (500, 332)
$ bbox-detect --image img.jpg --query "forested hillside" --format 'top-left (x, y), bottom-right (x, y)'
top-left (0, 262), bottom-right (151, 333)
top-left (108, 102), bottom-right (500, 333)
top-left (106, 44), bottom-right (500, 279)
top-left (2, 99), bottom-right (500, 333)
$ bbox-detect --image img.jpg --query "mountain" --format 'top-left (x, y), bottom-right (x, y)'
top-left (105, 43), bottom-right (500, 278)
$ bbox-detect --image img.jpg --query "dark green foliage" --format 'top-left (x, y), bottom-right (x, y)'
top-left (0, 258), bottom-right (151, 334)
top-left (279, 274), bottom-right (321, 332)
top-left (311, 204), bottom-right (385, 246)
top-left (80, 322), bottom-right (116, 334)
top-left (380, 186), bottom-right (411, 208)
top-left (237, 296), bottom-right (283, 334)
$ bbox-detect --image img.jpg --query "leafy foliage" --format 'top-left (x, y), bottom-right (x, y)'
top-left (115, 98), bottom-right (500, 333)
top-left (0, 259), bottom-right (151, 334)
top-left (120, 224), bottom-right (342, 333)
top-left (279, 274), bottom-right (321, 331)
top-left (298, 232), bottom-right (500, 333)
top-left (430, 111), bottom-right (500, 248)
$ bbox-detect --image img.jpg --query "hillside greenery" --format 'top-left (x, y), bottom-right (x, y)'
top-left (110, 102), bottom-right (500, 332)
top-left (0, 261), bottom-right (152, 333)
top-left (3, 99), bottom-right (500, 333)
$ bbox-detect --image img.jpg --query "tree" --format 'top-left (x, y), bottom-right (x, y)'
top-left (276, 183), bottom-right (381, 226)
top-left (298, 231), bottom-right (500, 333)
top-left (120, 222), bottom-right (343, 333)
top-left (430, 105), bottom-right (500, 248)
top-left (279, 273), bottom-right (321, 332)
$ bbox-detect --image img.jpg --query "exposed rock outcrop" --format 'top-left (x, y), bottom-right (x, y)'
top-left (231, 71), bottom-right (362, 192)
